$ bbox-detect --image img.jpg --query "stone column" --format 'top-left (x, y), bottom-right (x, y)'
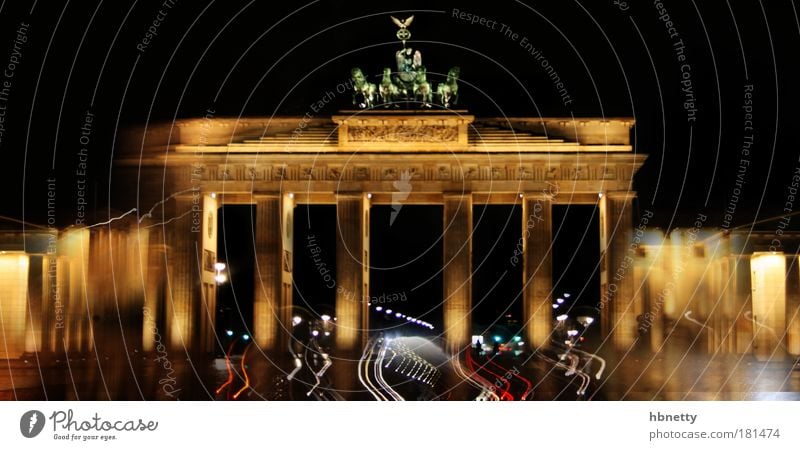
top-left (712, 240), bottom-right (735, 355)
top-left (142, 226), bottom-right (165, 353)
top-left (40, 251), bottom-right (64, 354)
top-left (281, 195), bottom-right (295, 349)
top-left (635, 246), bottom-right (665, 353)
top-left (599, 191), bottom-right (637, 350)
top-left (708, 257), bottom-right (724, 354)
top-left (198, 194), bottom-right (218, 353)
top-left (88, 227), bottom-right (120, 358)
top-left (61, 228), bottom-right (90, 354)
top-left (253, 194), bottom-right (293, 351)
top-left (720, 254), bottom-right (736, 354)
top-left (787, 257), bottom-right (800, 356)
top-left (750, 252), bottom-right (786, 362)
top-left (24, 255), bottom-right (44, 353)
top-left (522, 193), bottom-right (552, 349)
top-left (335, 193), bottom-right (369, 352)
top-left (443, 193), bottom-right (472, 349)
top-left (167, 196), bottom-right (202, 351)
top-left (733, 255), bottom-right (753, 354)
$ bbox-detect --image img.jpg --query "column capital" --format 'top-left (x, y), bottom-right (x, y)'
top-left (602, 190), bottom-right (637, 200)
top-left (522, 191), bottom-right (555, 201)
top-left (442, 191), bottom-right (472, 199)
top-left (335, 191), bottom-right (368, 200)
top-left (252, 192), bottom-right (282, 199)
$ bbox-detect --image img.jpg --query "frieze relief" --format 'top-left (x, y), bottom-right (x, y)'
top-left (188, 162), bottom-right (624, 183)
top-left (347, 125), bottom-right (459, 143)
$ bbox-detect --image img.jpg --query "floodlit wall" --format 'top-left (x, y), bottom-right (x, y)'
top-left (750, 252), bottom-right (786, 361)
top-left (635, 230), bottom-right (800, 358)
top-left (0, 253), bottom-right (30, 359)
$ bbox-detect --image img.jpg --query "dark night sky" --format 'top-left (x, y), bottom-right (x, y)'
top-left (1, 0), bottom-right (797, 330)
top-left (1, 0), bottom-right (798, 229)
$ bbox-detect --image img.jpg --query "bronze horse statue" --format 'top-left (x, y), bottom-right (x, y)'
top-left (436, 66), bottom-right (460, 108)
top-left (379, 67), bottom-right (399, 106)
top-left (414, 66), bottom-right (433, 107)
top-left (351, 67), bottom-right (376, 109)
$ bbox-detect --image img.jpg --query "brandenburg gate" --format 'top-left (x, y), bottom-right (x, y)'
top-left (3, 16), bottom-right (795, 371)
top-left (116, 111), bottom-right (645, 355)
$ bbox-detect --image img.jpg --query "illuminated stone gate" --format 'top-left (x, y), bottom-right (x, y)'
top-left (5, 116), bottom-right (800, 362)
top-left (116, 111), bottom-right (645, 354)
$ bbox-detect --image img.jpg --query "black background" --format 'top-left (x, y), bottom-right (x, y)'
top-left (1, 0), bottom-right (797, 228)
top-left (1, 1), bottom-right (799, 321)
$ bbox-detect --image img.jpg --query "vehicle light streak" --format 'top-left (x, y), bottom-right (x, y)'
top-left (215, 339), bottom-right (238, 396)
top-left (538, 352), bottom-right (590, 396)
top-left (376, 341), bottom-right (405, 400)
top-left (358, 339), bottom-right (387, 400)
top-left (486, 356), bottom-right (533, 400)
top-left (568, 347), bottom-right (606, 380)
top-left (450, 345), bottom-right (498, 400)
top-left (466, 347), bottom-right (513, 400)
top-left (232, 343), bottom-right (252, 399)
